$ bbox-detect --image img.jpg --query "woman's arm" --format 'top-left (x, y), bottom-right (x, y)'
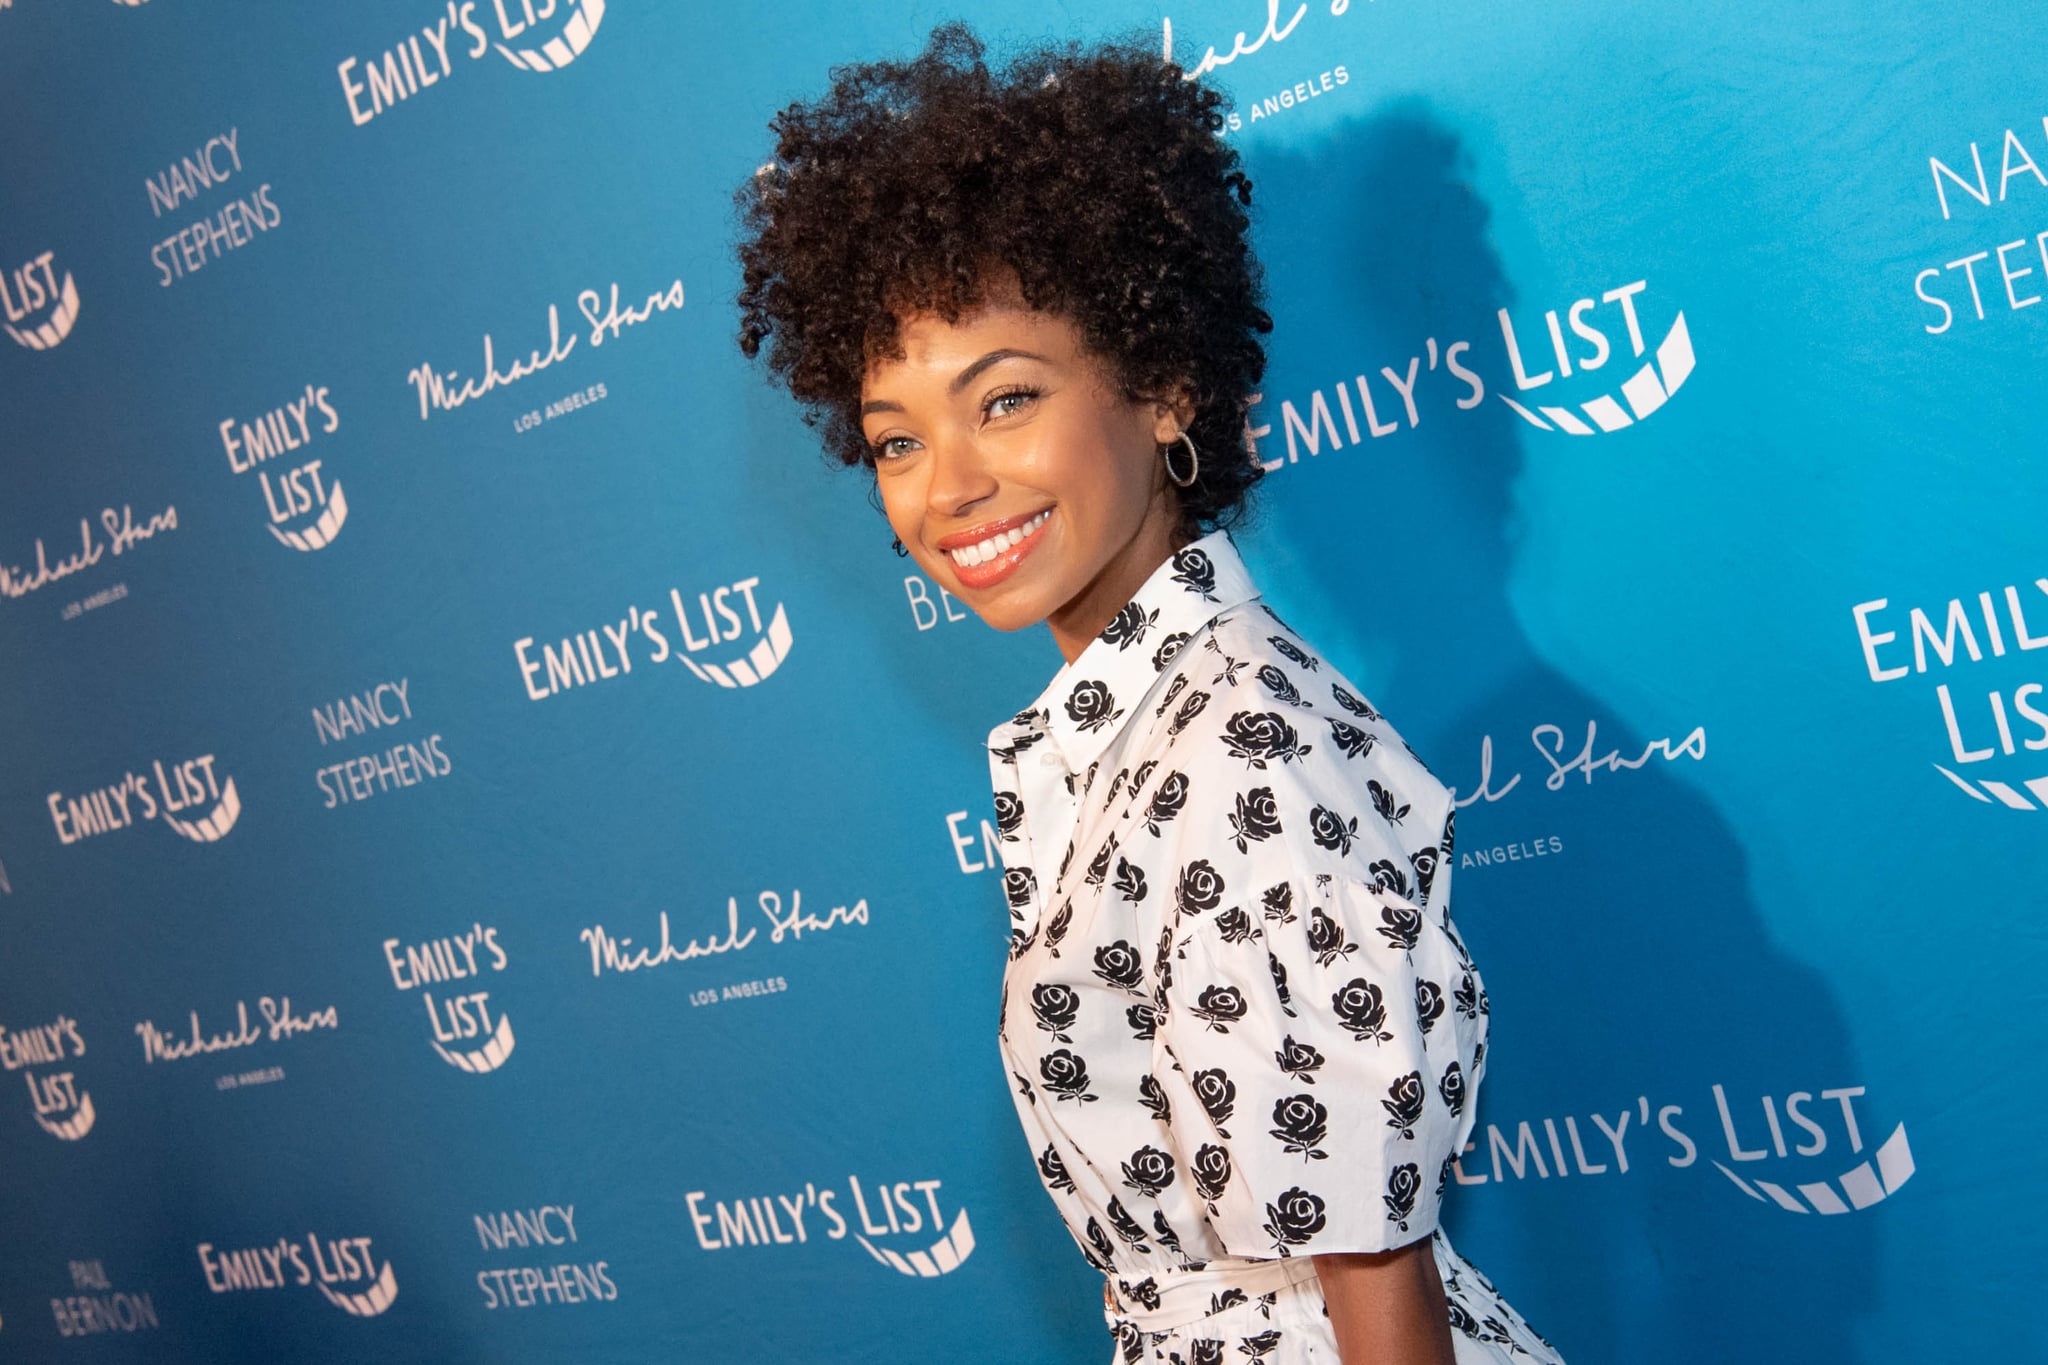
top-left (1314, 1237), bottom-right (1457, 1365)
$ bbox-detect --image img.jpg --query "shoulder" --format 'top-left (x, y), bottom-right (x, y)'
top-left (1144, 602), bottom-right (1454, 896)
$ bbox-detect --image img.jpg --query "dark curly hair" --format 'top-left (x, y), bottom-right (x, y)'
top-left (734, 22), bottom-right (1272, 539)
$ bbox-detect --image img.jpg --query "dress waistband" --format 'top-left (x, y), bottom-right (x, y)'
top-left (1102, 1255), bottom-right (1324, 1334)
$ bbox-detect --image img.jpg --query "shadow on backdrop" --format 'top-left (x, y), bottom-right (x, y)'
top-left (1241, 104), bottom-right (1875, 1364)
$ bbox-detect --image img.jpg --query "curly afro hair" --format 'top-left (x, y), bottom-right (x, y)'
top-left (734, 21), bottom-right (1272, 538)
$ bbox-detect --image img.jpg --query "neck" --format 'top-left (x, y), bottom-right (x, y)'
top-left (1046, 502), bottom-right (1191, 663)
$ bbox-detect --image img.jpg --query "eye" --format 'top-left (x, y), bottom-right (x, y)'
top-left (983, 385), bottom-right (1041, 421)
top-left (866, 435), bottom-right (919, 466)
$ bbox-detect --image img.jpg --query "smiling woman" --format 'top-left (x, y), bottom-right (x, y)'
top-left (733, 21), bottom-right (1562, 1365)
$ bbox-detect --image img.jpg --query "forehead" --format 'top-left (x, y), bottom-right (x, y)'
top-left (862, 301), bottom-right (1088, 393)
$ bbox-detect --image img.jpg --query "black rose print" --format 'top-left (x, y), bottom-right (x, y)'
top-left (1216, 906), bottom-right (1254, 944)
top-left (1329, 718), bottom-right (1377, 759)
top-left (1275, 1034), bottom-right (1325, 1084)
top-left (1085, 1217), bottom-right (1116, 1271)
top-left (1211, 652), bottom-right (1247, 687)
top-left (1193, 1068), bottom-right (1237, 1136)
top-left (1269, 634), bottom-right (1318, 670)
top-left (1209, 1288), bottom-right (1248, 1315)
top-left (1383, 1070), bottom-right (1427, 1138)
top-left (1002, 866), bottom-right (1036, 910)
top-left (1228, 786), bottom-right (1282, 853)
top-left (1130, 758), bottom-right (1158, 796)
top-left (1307, 907), bottom-right (1355, 968)
top-left (1104, 767), bottom-right (1130, 806)
top-left (1058, 839), bottom-right (1076, 881)
top-left (1143, 771), bottom-right (1190, 834)
top-left (1168, 689), bottom-right (1213, 737)
top-left (1170, 546), bottom-right (1218, 599)
top-left (1176, 859), bottom-right (1225, 915)
top-left (1331, 683), bottom-right (1380, 720)
top-left (1013, 1069), bottom-right (1035, 1104)
top-left (1415, 979), bottom-right (1446, 1035)
top-left (1448, 1301), bottom-right (1481, 1336)
top-left (1410, 844), bottom-right (1440, 902)
top-left (1367, 778), bottom-right (1410, 824)
top-left (1117, 1321), bottom-right (1143, 1365)
top-left (1191, 984), bottom-right (1247, 1032)
top-left (1113, 855), bottom-right (1149, 903)
top-left (1439, 1061), bottom-right (1467, 1116)
top-left (1384, 1162), bottom-right (1421, 1231)
top-left (1086, 833), bottom-right (1119, 886)
top-left (1188, 1340), bottom-right (1225, 1365)
top-left (1151, 1209), bottom-right (1183, 1255)
top-left (1256, 663), bottom-right (1309, 708)
top-left (994, 790), bottom-right (1024, 837)
top-left (1064, 679), bottom-right (1125, 734)
top-left (1368, 858), bottom-right (1413, 900)
top-left (1269, 952), bottom-right (1295, 1016)
top-left (1260, 882), bottom-right (1296, 924)
top-left (1268, 1093), bottom-right (1330, 1160)
top-left (1454, 973), bottom-right (1480, 1019)
top-left (1378, 904), bottom-right (1423, 952)
top-left (1106, 1197), bottom-right (1151, 1251)
top-left (1154, 672), bottom-right (1189, 718)
top-left (1332, 978), bottom-right (1394, 1042)
top-left (1152, 631), bottom-right (1191, 670)
top-left (1121, 1145), bottom-right (1177, 1197)
top-left (1308, 803), bottom-right (1358, 855)
top-left (1038, 1144), bottom-right (1075, 1192)
top-left (1241, 1329), bottom-right (1284, 1359)
top-left (1093, 940), bottom-right (1144, 992)
top-left (1139, 1072), bottom-right (1172, 1123)
top-left (1191, 1143), bottom-right (1233, 1202)
top-left (1126, 1002), bottom-right (1159, 1040)
top-left (1221, 711), bottom-right (1312, 768)
top-left (1043, 903), bottom-right (1073, 955)
top-left (1262, 1187), bottom-right (1328, 1253)
top-left (1007, 924), bottom-right (1037, 961)
top-left (1031, 984), bottom-right (1079, 1041)
top-left (1438, 1152), bottom-right (1456, 1197)
top-left (1122, 1275), bottom-right (1162, 1312)
top-left (1101, 601), bottom-right (1159, 650)
top-left (1040, 1048), bottom-right (1097, 1102)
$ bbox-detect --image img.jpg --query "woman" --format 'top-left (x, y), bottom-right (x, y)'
top-left (735, 24), bottom-right (1562, 1364)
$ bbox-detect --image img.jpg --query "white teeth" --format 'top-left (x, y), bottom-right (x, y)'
top-left (949, 510), bottom-right (1050, 569)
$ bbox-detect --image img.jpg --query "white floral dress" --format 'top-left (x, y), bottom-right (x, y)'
top-left (989, 530), bottom-right (1563, 1364)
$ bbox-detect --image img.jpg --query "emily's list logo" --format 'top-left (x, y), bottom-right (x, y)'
top-left (197, 1235), bottom-right (398, 1317)
top-left (2, 250), bottom-right (81, 351)
top-left (382, 924), bottom-right (516, 1073)
top-left (686, 1173), bottom-right (976, 1278)
top-left (339, 0), bottom-right (606, 127)
top-left (514, 573), bottom-right (794, 701)
top-left (1, 1014), bottom-right (96, 1141)
top-left (1852, 573), bottom-right (2048, 810)
top-left (47, 754), bottom-right (242, 847)
top-left (218, 384), bottom-right (348, 551)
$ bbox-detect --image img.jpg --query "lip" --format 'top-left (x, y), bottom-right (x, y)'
top-left (935, 508), bottom-right (1053, 550)
top-left (937, 508), bottom-right (1054, 591)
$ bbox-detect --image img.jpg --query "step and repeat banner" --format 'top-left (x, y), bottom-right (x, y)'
top-left (0, 2), bottom-right (2038, 1361)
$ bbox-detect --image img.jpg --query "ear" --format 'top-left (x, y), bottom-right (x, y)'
top-left (1144, 381), bottom-right (1198, 446)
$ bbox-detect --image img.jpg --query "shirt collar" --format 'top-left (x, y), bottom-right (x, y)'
top-left (988, 528), bottom-right (1260, 775)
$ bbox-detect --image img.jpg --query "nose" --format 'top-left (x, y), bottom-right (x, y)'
top-left (924, 427), bottom-right (1000, 521)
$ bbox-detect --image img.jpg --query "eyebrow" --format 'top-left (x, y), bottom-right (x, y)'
top-left (860, 348), bottom-right (1049, 416)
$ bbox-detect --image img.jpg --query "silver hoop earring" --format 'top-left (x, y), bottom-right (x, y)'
top-left (1163, 431), bottom-right (1199, 488)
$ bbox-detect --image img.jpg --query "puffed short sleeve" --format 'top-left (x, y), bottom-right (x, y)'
top-left (1149, 870), bottom-right (1482, 1259)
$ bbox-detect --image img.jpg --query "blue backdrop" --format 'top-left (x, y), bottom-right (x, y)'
top-left (1, 1), bottom-right (2040, 1361)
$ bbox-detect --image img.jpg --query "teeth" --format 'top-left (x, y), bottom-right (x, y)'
top-left (950, 511), bottom-right (1048, 568)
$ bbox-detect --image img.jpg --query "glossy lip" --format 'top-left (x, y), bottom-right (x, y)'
top-left (940, 508), bottom-right (1054, 591)
top-left (934, 507), bottom-right (1053, 550)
